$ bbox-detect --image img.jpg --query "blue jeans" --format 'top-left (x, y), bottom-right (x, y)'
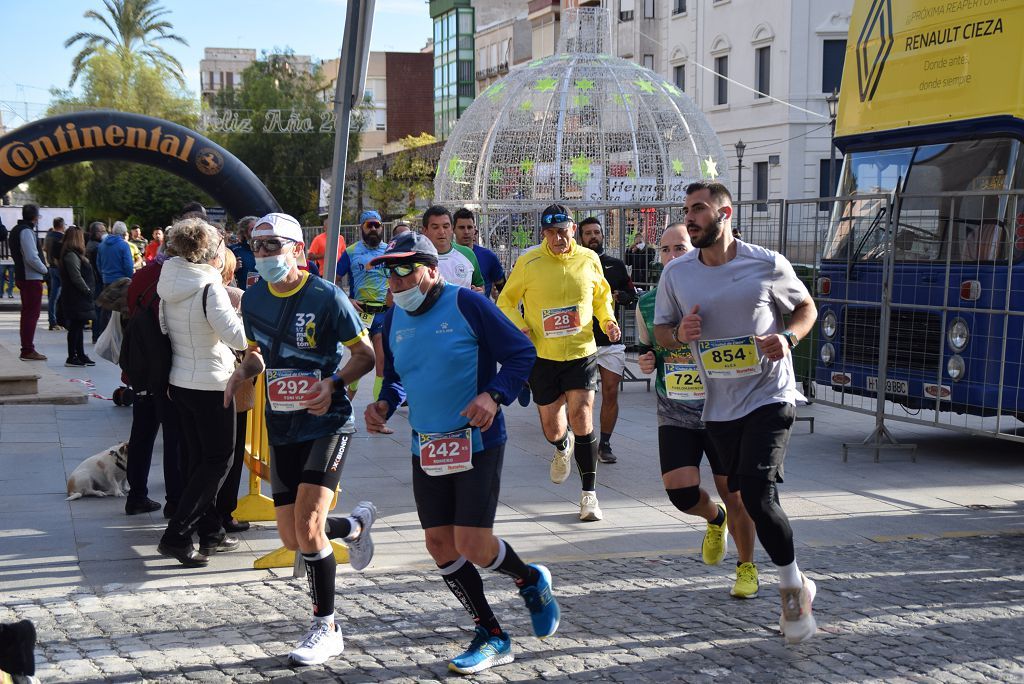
top-left (0, 265), bottom-right (14, 297)
top-left (47, 267), bottom-right (61, 327)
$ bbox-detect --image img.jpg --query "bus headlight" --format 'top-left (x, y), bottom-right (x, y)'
top-left (947, 354), bottom-right (965, 382)
top-left (820, 343), bottom-right (835, 366)
top-left (947, 318), bottom-right (969, 352)
top-left (821, 310), bottom-right (838, 339)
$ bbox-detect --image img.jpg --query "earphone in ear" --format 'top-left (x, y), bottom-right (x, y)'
top-left (718, 212), bottom-right (726, 221)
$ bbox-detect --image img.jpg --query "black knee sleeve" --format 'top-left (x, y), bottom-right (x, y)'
top-left (666, 485), bottom-right (701, 513)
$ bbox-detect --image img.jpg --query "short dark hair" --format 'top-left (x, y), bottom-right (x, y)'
top-left (88, 221), bottom-right (106, 239)
top-left (579, 216), bottom-right (602, 230)
top-left (22, 204), bottom-right (39, 221)
top-left (422, 205), bottom-right (452, 228)
top-left (453, 207), bottom-right (475, 224)
top-left (53, 217), bottom-right (65, 228)
top-left (685, 181), bottom-right (733, 207)
top-left (180, 201), bottom-right (207, 219)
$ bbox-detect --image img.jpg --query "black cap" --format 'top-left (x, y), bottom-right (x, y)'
top-left (540, 204), bottom-right (573, 228)
top-left (367, 231), bottom-right (439, 268)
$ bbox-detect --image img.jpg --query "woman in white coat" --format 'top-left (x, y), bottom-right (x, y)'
top-left (156, 217), bottom-right (247, 567)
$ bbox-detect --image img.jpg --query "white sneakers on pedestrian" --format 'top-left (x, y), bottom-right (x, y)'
top-left (779, 573), bottom-right (817, 644)
top-left (579, 491), bottom-right (602, 521)
top-left (550, 432), bottom-right (574, 484)
top-left (347, 501), bottom-right (377, 571)
top-left (289, 620), bottom-right (344, 665)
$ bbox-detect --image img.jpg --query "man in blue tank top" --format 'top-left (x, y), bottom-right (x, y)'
top-left (364, 232), bottom-right (560, 675)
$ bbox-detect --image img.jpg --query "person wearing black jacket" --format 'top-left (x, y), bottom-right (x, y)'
top-left (579, 217), bottom-right (637, 464)
top-left (85, 221), bottom-right (106, 342)
top-left (57, 226), bottom-right (96, 367)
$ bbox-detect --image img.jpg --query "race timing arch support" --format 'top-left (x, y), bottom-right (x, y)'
top-left (0, 110), bottom-right (280, 219)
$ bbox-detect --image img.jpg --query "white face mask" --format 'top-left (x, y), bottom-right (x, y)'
top-left (636, 241), bottom-right (646, 250)
top-left (392, 276), bottom-right (428, 311)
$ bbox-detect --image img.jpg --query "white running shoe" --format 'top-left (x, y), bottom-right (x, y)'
top-left (550, 432), bottom-right (574, 484)
top-left (288, 620), bottom-right (344, 665)
top-left (347, 501), bottom-right (377, 572)
top-left (779, 573), bottom-right (818, 644)
top-left (579, 491), bottom-right (603, 521)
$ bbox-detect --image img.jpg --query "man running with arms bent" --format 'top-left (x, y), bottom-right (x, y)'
top-left (226, 213), bottom-right (379, 666)
top-left (365, 233), bottom-right (559, 675)
top-left (497, 204), bottom-right (619, 521)
top-left (654, 182), bottom-right (819, 643)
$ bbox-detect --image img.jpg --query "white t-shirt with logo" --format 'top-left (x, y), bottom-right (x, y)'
top-left (653, 240), bottom-right (810, 423)
top-left (437, 244), bottom-right (482, 289)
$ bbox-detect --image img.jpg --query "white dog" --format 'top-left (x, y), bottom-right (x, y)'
top-left (65, 442), bottom-right (129, 500)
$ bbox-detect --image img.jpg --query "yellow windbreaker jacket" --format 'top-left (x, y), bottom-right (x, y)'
top-left (497, 238), bottom-right (616, 362)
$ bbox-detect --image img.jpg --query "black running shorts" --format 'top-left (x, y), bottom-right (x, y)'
top-left (658, 425), bottom-right (727, 476)
top-left (529, 355), bottom-right (598, 406)
top-left (270, 433), bottom-right (352, 506)
top-left (413, 443), bottom-right (504, 529)
top-left (705, 402), bottom-right (795, 488)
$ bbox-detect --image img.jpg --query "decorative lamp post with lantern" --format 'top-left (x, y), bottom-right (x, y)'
top-left (826, 88), bottom-right (840, 207)
top-left (734, 139), bottom-right (746, 233)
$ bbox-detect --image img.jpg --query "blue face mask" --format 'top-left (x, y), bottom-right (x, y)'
top-left (254, 255), bottom-right (290, 283)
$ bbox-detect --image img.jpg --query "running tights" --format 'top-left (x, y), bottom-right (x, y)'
top-left (737, 476), bottom-right (795, 567)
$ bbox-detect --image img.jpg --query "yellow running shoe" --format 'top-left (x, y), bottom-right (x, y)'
top-left (731, 561), bottom-right (759, 598)
top-left (701, 504), bottom-right (728, 565)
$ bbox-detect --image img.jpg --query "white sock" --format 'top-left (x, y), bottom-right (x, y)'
top-left (344, 517), bottom-right (362, 541)
top-left (777, 561), bottom-right (802, 589)
top-left (313, 611), bottom-right (335, 627)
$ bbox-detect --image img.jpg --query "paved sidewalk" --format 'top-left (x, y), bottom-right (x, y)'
top-left (1, 308), bottom-right (1024, 681)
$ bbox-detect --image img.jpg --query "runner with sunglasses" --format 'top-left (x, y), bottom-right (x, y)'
top-left (225, 212), bottom-right (379, 666)
top-left (364, 232), bottom-right (559, 675)
top-left (336, 210), bottom-right (389, 403)
top-left (496, 204), bottom-right (619, 522)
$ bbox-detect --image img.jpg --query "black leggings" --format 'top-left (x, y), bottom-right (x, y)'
top-left (65, 320), bottom-right (85, 360)
top-left (735, 476), bottom-right (794, 567)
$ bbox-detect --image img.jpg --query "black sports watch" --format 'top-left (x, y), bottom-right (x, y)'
top-left (781, 330), bottom-right (799, 349)
top-left (487, 390), bottom-right (503, 406)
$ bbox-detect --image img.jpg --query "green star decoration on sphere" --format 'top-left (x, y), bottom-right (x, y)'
top-left (701, 156), bottom-right (719, 179)
top-left (489, 168), bottom-right (502, 185)
top-left (671, 159), bottom-right (684, 175)
top-left (573, 94), bottom-right (591, 108)
top-left (534, 77), bottom-right (558, 92)
top-left (485, 81), bottom-right (507, 99)
top-left (520, 158), bottom-right (535, 175)
top-left (447, 157), bottom-right (466, 180)
top-left (519, 99), bottom-right (534, 111)
top-left (662, 83), bottom-right (682, 97)
top-left (627, 229), bottom-right (640, 245)
top-left (626, 168), bottom-right (637, 179)
top-left (512, 226), bottom-right (532, 249)
top-left (575, 78), bottom-right (595, 91)
top-left (612, 93), bottom-right (633, 106)
top-left (635, 80), bottom-right (656, 94)
top-left (570, 155), bottom-right (592, 185)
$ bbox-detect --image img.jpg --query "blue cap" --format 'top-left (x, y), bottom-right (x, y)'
top-left (367, 231), bottom-right (439, 267)
top-left (359, 210), bottom-right (382, 224)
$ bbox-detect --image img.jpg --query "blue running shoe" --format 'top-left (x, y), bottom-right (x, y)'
top-left (517, 384), bottom-right (531, 407)
top-left (448, 626), bottom-right (514, 675)
top-left (518, 563), bottom-right (560, 638)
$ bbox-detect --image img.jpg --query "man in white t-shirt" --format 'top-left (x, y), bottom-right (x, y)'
top-left (420, 205), bottom-right (484, 291)
top-left (653, 181), bottom-right (819, 645)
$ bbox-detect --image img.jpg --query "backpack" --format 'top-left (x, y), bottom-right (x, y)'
top-left (119, 281), bottom-right (172, 395)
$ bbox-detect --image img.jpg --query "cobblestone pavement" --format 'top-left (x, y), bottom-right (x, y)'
top-left (3, 534), bottom-right (1022, 683)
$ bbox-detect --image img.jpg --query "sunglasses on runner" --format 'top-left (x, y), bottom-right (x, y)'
top-left (541, 213), bottom-right (571, 227)
top-left (364, 221), bottom-right (382, 229)
top-left (251, 238), bottom-right (296, 254)
top-left (384, 263), bottom-right (425, 278)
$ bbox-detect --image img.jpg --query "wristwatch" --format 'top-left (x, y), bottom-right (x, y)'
top-left (330, 371), bottom-right (344, 384)
top-left (672, 322), bottom-right (684, 345)
top-left (781, 331), bottom-right (799, 349)
top-left (487, 390), bottom-right (503, 405)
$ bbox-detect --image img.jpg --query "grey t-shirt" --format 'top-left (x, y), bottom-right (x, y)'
top-left (653, 240), bottom-right (810, 422)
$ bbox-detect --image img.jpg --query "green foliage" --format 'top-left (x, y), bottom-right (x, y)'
top-left (365, 134), bottom-right (438, 219)
top-left (210, 53), bottom-right (366, 220)
top-left (65, 0), bottom-right (188, 88)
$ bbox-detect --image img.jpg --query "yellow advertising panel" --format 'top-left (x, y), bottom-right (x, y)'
top-left (836, 0), bottom-right (1024, 138)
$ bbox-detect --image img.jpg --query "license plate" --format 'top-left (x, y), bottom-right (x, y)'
top-left (866, 376), bottom-right (908, 395)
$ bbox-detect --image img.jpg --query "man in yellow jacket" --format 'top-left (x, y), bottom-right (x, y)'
top-left (497, 204), bottom-right (619, 521)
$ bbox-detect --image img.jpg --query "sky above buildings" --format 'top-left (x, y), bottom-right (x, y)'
top-left (0, 0), bottom-right (433, 128)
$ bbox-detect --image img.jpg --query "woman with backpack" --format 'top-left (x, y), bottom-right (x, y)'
top-left (156, 217), bottom-right (246, 567)
top-left (57, 226), bottom-right (96, 367)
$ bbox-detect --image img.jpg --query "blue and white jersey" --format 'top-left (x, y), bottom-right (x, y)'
top-left (241, 272), bottom-right (367, 445)
top-left (379, 285), bottom-right (536, 454)
top-left (337, 241), bottom-right (388, 305)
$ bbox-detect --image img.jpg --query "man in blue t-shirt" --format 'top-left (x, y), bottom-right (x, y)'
top-left (364, 232), bottom-right (559, 676)
top-left (453, 208), bottom-right (505, 300)
top-left (225, 212), bottom-right (377, 667)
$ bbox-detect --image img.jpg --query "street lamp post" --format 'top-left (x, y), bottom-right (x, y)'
top-left (826, 88), bottom-right (840, 208)
top-left (734, 139), bottom-right (746, 232)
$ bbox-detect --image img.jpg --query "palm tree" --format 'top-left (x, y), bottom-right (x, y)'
top-left (64, 0), bottom-right (189, 88)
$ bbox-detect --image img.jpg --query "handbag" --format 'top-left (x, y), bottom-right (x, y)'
top-left (94, 310), bottom-right (123, 364)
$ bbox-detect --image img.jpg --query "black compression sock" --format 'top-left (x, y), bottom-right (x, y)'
top-left (325, 515), bottom-right (357, 540)
top-left (549, 431), bottom-right (570, 452)
top-left (485, 538), bottom-right (540, 587)
top-left (600, 432), bottom-right (612, 447)
top-left (574, 431), bottom-right (599, 491)
top-left (440, 557), bottom-right (503, 637)
top-left (710, 504), bottom-right (726, 527)
top-left (302, 547), bottom-right (337, 618)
